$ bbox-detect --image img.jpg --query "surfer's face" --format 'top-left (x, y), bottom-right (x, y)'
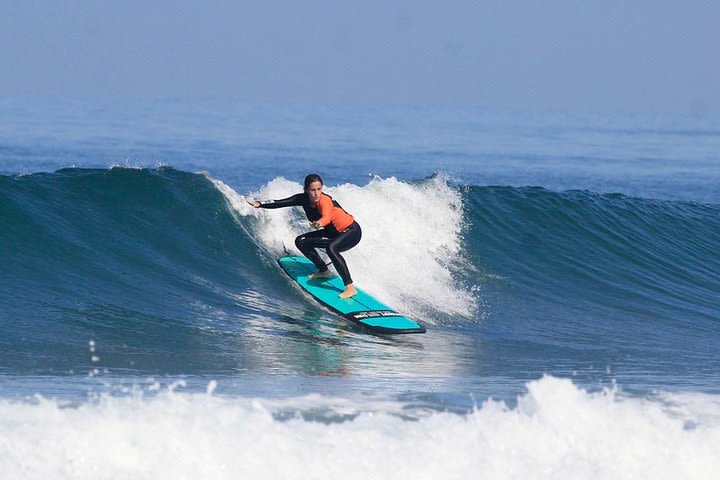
top-left (306, 181), bottom-right (323, 204)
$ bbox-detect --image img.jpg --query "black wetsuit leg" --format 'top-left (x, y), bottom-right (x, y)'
top-left (294, 222), bottom-right (362, 286)
top-left (326, 222), bottom-right (361, 285)
top-left (294, 229), bottom-right (331, 273)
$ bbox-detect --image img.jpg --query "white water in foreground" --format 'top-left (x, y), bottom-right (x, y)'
top-left (1, 376), bottom-right (718, 479)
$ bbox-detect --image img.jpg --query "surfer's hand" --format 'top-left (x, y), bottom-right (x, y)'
top-left (310, 221), bottom-right (322, 229)
top-left (245, 198), bottom-right (261, 208)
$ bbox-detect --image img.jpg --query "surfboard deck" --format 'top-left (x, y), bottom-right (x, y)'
top-left (277, 256), bottom-right (426, 334)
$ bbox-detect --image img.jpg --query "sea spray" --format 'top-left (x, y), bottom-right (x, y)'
top-left (211, 174), bottom-right (477, 322)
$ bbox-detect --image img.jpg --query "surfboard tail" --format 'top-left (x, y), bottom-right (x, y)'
top-left (277, 256), bottom-right (427, 334)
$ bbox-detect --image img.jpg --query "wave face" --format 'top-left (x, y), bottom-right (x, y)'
top-left (465, 184), bottom-right (720, 330)
top-left (2, 168), bottom-right (719, 393)
top-left (1, 167), bottom-right (279, 375)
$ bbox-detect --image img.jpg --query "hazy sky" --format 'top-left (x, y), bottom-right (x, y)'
top-left (1, 0), bottom-right (719, 113)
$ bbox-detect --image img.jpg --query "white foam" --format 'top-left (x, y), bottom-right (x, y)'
top-left (2, 376), bottom-right (719, 479)
top-left (211, 175), bottom-right (476, 322)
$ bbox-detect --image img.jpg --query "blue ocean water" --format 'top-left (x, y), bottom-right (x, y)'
top-left (1, 98), bottom-right (719, 478)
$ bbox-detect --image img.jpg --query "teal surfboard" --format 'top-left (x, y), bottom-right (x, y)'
top-left (278, 256), bottom-right (426, 334)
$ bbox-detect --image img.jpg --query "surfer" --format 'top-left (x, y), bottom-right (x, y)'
top-left (246, 174), bottom-right (362, 299)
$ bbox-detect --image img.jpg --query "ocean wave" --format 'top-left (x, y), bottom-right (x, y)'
top-left (2, 168), bottom-right (718, 379)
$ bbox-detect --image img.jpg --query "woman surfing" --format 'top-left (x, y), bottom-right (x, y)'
top-left (246, 174), bottom-right (362, 299)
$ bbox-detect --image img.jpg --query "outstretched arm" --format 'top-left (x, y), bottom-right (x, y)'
top-left (245, 194), bottom-right (303, 209)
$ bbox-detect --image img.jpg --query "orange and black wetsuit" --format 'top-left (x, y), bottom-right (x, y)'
top-left (259, 192), bottom-right (362, 286)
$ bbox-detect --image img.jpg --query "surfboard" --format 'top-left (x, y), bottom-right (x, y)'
top-left (277, 256), bottom-right (426, 334)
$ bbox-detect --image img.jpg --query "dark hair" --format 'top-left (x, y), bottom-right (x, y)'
top-left (304, 174), bottom-right (323, 190)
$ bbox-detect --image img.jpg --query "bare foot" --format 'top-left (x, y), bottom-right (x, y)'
top-left (309, 269), bottom-right (334, 279)
top-left (339, 283), bottom-right (357, 299)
